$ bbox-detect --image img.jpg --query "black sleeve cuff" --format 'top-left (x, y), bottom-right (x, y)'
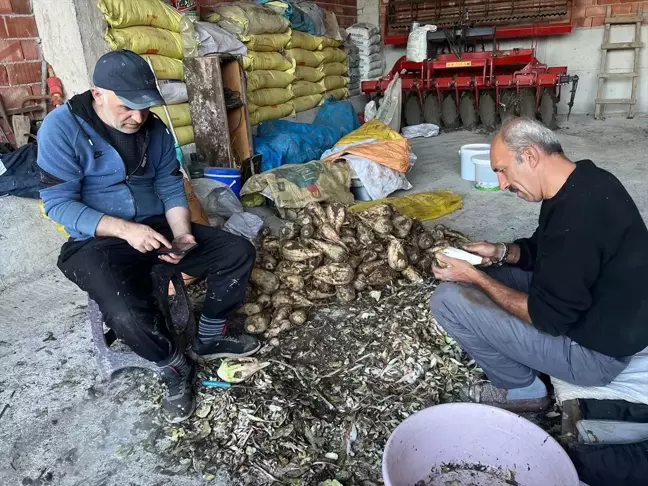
top-left (514, 238), bottom-right (536, 271)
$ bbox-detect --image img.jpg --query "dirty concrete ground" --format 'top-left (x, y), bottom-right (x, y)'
top-left (1, 115), bottom-right (647, 486)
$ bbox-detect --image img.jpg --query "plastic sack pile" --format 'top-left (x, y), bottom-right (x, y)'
top-left (204, 1), bottom-right (348, 124)
top-left (203, 2), bottom-right (294, 125)
top-left (253, 99), bottom-right (360, 172)
top-left (345, 22), bottom-right (385, 89)
top-left (321, 118), bottom-right (413, 200)
top-left (287, 29), bottom-right (349, 112)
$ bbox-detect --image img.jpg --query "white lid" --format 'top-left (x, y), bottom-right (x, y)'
top-left (471, 153), bottom-right (491, 165)
top-left (461, 143), bottom-right (490, 150)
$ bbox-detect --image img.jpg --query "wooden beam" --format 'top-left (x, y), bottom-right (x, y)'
top-left (183, 56), bottom-right (233, 168)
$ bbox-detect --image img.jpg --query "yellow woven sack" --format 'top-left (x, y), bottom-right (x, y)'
top-left (285, 48), bottom-right (324, 68)
top-left (141, 54), bottom-right (183, 80)
top-left (320, 47), bottom-right (347, 63)
top-left (247, 87), bottom-right (294, 107)
top-left (247, 69), bottom-right (295, 91)
top-left (291, 80), bottom-right (324, 97)
top-left (150, 103), bottom-right (192, 128)
top-left (294, 65), bottom-right (325, 82)
top-left (289, 31), bottom-right (324, 51)
top-left (243, 51), bottom-right (293, 71)
top-left (321, 62), bottom-right (348, 76)
top-left (291, 94), bottom-right (322, 113)
top-left (324, 88), bottom-right (348, 101)
top-left (248, 102), bottom-right (259, 114)
top-left (321, 37), bottom-right (344, 48)
top-left (98, 0), bottom-right (182, 32)
top-left (241, 30), bottom-right (291, 52)
top-left (336, 118), bottom-right (404, 146)
top-left (320, 75), bottom-right (348, 91)
top-left (205, 3), bottom-right (290, 36)
top-left (249, 102), bottom-right (294, 125)
top-left (175, 126), bottom-right (195, 146)
top-left (106, 27), bottom-right (182, 59)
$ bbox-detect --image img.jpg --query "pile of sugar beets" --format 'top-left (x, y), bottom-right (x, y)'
top-left (240, 201), bottom-right (470, 338)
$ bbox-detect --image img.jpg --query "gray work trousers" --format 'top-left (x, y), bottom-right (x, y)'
top-left (429, 266), bottom-right (629, 389)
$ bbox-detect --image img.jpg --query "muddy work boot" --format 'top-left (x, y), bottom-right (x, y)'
top-left (194, 332), bottom-right (261, 361)
top-left (159, 362), bottom-right (196, 423)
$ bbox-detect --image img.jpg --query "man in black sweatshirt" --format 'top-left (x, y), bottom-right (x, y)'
top-left (430, 117), bottom-right (648, 412)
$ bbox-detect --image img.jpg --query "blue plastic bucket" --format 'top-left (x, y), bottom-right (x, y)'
top-left (203, 167), bottom-right (242, 197)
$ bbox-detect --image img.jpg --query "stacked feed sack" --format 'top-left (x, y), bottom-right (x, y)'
top-left (205, 2), bottom-right (295, 125)
top-left (345, 22), bottom-right (385, 83)
top-left (287, 32), bottom-right (349, 108)
top-left (286, 30), bottom-right (325, 113)
top-left (318, 44), bottom-right (349, 101)
top-left (99, 0), bottom-right (195, 145)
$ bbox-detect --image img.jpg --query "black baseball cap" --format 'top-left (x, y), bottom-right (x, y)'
top-left (93, 50), bottom-right (164, 109)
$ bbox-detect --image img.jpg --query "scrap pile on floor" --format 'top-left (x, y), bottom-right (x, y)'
top-left (159, 283), bottom-right (482, 484)
top-left (242, 202), bottom-right (472, 339)
top-left (152, 203), bottom-right (483, 484)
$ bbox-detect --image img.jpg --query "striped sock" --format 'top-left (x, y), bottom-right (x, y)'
top-left (198, 315), bottom-right (227, 344)
top-left (156, 347), bottom-right (190, 376)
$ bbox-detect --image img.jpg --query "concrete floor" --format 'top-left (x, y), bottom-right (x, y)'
top-left (1, 114), bottom-right (648, 485)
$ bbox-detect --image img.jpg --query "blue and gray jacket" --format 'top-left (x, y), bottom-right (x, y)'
top-left (37, 91), bottom-right (188, 240)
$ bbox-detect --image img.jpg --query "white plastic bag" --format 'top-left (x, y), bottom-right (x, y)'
top-left (364, 100), bottom-right (377, 122)
top-left (191, 178), bottom-right (242, 218)
top-left (346, 22), bottom-right (379, 42)
top-left (357, 43), bottom-right (381, 56)
top-left (195, 21), bottom-right (247, 57)
top-left (552, 346), bottom-right (648, 405)
top-left (359, 51), bottom-right (383, 64)
top-left (374, 73), bottom-right (402, 132)
top-left (158, 80), bottom-right (188, 104)
top-left (223, 212), bottom-right (264, 240)
top-left (360, 67), bottom-right (384, 80)
top-left (321, 139), bottom-right (411, 200)
top-left (401, 123), bottom-right (440, 139)
top-left (406, 25), bottom-right (437, 62)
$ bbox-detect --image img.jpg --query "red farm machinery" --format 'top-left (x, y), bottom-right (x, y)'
top-left (361, 0), bottom-right (579, 130)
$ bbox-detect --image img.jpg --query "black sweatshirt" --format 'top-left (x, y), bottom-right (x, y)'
top-left (515, 160), bottom-right (648, 358)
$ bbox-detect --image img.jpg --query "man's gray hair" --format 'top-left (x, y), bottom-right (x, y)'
top-left (500, 117), bottom-right (564, 163)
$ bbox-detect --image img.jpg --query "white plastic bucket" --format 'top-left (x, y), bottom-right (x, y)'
top-left (472, 153), bottom-right (499, 191)
top-left (459, 143), bottom-right (490, 181)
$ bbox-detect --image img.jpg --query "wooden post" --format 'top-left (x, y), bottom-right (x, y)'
top-left (183, 56), bottom-right (232, 167)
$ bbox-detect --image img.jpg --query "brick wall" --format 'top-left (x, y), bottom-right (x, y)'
top-left (572, 0), bottom-right (648, 28)
top-left (199, 0), bottom-right (358, 29)
top-left (0, 0), bottom-right (42, 111)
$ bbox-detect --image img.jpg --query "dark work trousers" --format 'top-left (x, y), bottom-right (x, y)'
top-left (57, 216), bottom-right (256, 363)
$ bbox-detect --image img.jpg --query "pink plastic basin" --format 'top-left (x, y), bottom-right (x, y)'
top-left (383, 403), bottom-right (579, 486)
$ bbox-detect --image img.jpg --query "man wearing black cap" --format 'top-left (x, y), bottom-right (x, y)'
top-left (37, 50), bottom-right (260, 423)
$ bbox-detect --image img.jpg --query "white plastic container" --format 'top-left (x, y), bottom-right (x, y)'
top-left (472, 153), bottom-right (499, 191)
top-left (459, 143), bottom-right (490, 181)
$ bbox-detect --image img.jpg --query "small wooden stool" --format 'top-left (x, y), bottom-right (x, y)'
top-left (88, 264), bottom-right (196, 382)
